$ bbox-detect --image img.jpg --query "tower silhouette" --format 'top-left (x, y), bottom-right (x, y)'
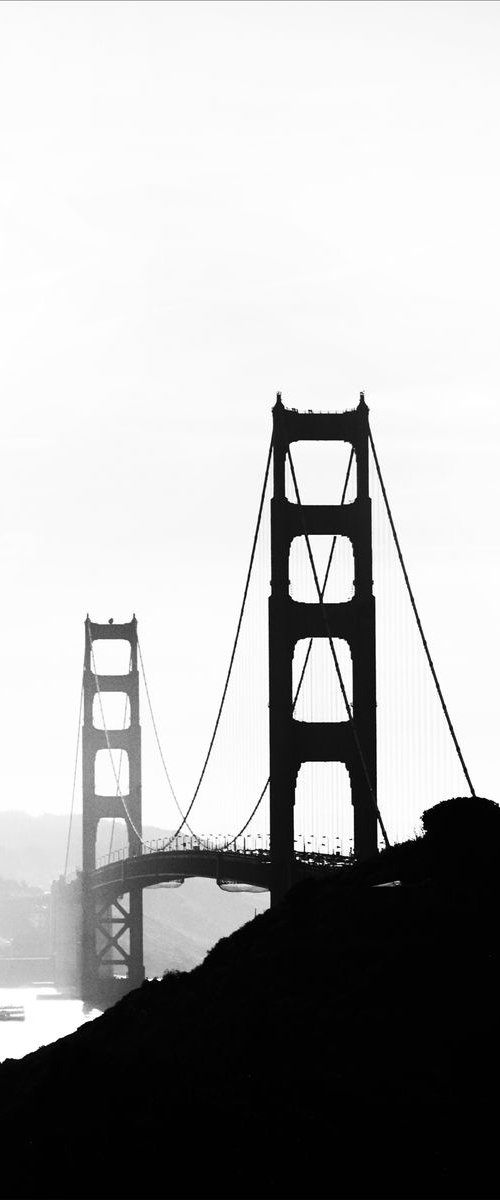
top-left (268, 394), bottom-right (377, 902)
top-left (81, 616), bottom-right (144, 997)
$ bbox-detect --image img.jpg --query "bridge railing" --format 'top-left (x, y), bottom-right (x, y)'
top-left (94, 833), bottom-right (353, 871)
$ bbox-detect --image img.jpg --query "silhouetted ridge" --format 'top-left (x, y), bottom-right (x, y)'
top-left (422, 794), bottom-right (500, 877)
top-left (323, 794), bottom-right (500, 889)
top-left (0, 797), bottom-right (498, 1200)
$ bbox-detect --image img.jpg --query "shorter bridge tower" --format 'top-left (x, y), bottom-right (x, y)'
top-left (269, 394), bottom-right (378, 903)
top-left (81, 616), bottom-right (144, 999)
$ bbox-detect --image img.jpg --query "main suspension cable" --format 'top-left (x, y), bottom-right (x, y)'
top-left (287, 442), bottom-right (390, 850)
top-left (221, 446), bottom-right (356, 849)
top-left (368, 422), bottom-right (476, 798)
top-left (63, 666), bottom-right (85, 880)
top-left (88, 427), bottom-right (272, 862)
top-left (163, 435), bottom-right (274, 845)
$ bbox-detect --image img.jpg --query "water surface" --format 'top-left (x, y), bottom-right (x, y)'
top-left (0, 986), bottom-right (100, 1062)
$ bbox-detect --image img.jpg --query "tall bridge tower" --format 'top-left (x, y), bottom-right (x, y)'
top-left (269, 394), bottom-right (377, 903)
top-left (81, 616), bottom-right (144, 998)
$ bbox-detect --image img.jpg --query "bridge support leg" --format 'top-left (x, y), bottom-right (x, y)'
top-left (128, 891), bottom-right (144, 989)
top-left (268, 754), bottom-right (296, 906)
top-left (81, 877), bottom-right (98, 1003)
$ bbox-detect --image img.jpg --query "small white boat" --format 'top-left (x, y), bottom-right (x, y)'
top-left (0, 1006), bottom-right (25, 1021)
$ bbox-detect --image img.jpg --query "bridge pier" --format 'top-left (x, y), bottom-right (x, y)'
top-left (51, 875), bottom-right (82, 991)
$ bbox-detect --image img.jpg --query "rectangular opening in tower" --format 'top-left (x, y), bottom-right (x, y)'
top-left (96, 817), bottom-right (129, 861)
top-left (90, 639), bottom-right (131, 676)
top-left (95, 747), bottom-right (130, 797)
top-left (289, 534), bottom-right (355, 603)
top-left (293, 637), bottom-right (352, 722)
top-left (93, 692), bottom-right (131, 731)
top-left (295, 761), bottom-right (353, 857)
top-left (285, 441), bottom-right (357, 506)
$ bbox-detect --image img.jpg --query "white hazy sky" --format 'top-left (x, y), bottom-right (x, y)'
top-left (0, 0), bottom-right (499, 848)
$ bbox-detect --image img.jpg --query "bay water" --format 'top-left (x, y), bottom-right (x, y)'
top-left (0, 986), bottom-right (100, 1062)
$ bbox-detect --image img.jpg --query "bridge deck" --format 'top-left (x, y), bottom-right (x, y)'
top-left (88, 847), bottom-right (352, 896)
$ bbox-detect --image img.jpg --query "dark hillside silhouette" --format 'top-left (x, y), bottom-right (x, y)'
top-left (0, 797), bottom-right (498, 1199)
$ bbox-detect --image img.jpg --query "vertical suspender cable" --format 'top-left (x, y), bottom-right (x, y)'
top-left (222, 446), bottom-right (361, 848)
top-left (368, 423), bottom-right (476, 798)
top-left (63, 669), bottom-right (85, 880)
top-left (165, 435), bottom-right (274, 843)
top-left (137, 636), bottom-right (201, 840)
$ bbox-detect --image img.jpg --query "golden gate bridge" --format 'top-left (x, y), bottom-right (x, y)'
top-left (51, 393), bottom-right (475, 1000)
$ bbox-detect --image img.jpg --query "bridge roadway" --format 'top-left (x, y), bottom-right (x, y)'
top-left (89, 844), bottom-right (352, 897)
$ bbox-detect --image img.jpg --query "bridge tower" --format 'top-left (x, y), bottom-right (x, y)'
top-left (81, 616), bottom-right (144, 999)
top-left (269, 394), bottom-right (378, 903)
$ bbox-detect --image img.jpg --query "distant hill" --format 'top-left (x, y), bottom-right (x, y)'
top-left (0, 876), bottom-right (49, 957)
top-left (0, 811), bottom-right (269, 976)
top-left (0, 810), bottom-right (171, 889)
